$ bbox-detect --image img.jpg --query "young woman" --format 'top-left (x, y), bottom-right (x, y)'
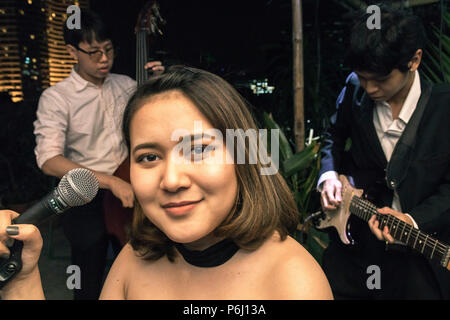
top-left (0, 66), bottom-right (332, 300)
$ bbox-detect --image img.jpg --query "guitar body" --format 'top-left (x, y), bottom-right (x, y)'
top-left (316, 175), bottom-right (450, 271)
top-left (315, 175), bottom-right (363, 245)
top-left (103, 158), bottom-right (133, 246)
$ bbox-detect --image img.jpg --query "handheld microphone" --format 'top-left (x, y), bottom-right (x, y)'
top-left (0, 168), bottom-right (99, 288)
top-left (13, 168), bottom-right (99, 225)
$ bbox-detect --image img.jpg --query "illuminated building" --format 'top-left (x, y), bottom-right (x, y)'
top-left (250, 78), bottom-right (275, 96)
top-left (44, 0), bottom-right (89, 87)
top-left (0, 0), bottom-right (88, 102)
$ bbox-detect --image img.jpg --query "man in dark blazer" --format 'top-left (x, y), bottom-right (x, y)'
top-left (318, 7), bottom-right (450, 299)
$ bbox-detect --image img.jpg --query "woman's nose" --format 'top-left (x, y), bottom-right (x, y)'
top-left (159, 156), bottom-right (191, 192)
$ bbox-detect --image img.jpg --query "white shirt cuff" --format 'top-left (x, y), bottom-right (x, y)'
top-left (317, 171), bottom-right (339, 192)
top-left (404, 213), bottom-right (419, 229)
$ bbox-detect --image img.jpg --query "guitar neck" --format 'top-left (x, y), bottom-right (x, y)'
top-left (349, 196), bottom-right (450, 270)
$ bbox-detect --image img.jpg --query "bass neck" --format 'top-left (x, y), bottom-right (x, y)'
top-left (349, 195), bottom-right (450, 270)
top-left (136, 30), bottom-right (148, 86)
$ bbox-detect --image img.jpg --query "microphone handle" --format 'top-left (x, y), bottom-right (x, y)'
top-left (0, 189), bottom-right (69, 289)
top-left (13, 189), bottom-right (68, 226)
top-left (0, 240), bottom-right (23, 289)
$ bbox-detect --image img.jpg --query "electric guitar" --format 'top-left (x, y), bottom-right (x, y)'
top-left (315, 175), bottom-right (450, 271)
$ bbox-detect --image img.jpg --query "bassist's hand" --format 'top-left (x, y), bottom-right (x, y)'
top-left (320, 178), bottom-right (342, 211)
top-left (145, 61), bottom-right (164, 76)
top-left (368, 207), bottom-right (414, 243)
top-left (108, 176), bottom-right (135, 208)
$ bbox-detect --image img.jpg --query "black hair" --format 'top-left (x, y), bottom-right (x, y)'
top-left (345, 4), bottom-right (426, 76)
top-left (63, 9), bottom-right (112, 47)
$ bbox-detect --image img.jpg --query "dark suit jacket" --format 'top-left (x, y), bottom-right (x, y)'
top-left (320, 72), bottom-right (450, 235)
top-left (319, 72), bottom-right (450, 297)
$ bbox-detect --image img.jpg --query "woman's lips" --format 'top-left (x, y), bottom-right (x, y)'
top-left (162, 200), bottom-right (203, 216)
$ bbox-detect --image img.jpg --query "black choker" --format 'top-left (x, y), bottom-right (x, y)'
top-left (174, 238), bottom-right (239, 268)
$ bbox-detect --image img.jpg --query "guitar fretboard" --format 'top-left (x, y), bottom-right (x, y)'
top-left (349, 196), bottom-right (450, 268)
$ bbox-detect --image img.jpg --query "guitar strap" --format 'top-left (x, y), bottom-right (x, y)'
top-left (352, 76), bottom-right (389, 169)
top-left (385, 79), bottom-right (433, 190)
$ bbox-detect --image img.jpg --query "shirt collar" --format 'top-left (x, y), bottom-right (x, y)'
top-left (374, 70), bottom-right (421, 125)
top-left (397, 70), bottom-right (421, 124)
top-left (70, 64), bottom-right (111, 92)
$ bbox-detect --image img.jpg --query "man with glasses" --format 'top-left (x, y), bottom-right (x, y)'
top-left (33, 9), bottom-right (164, 300)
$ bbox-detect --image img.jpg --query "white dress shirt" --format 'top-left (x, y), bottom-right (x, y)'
top-left (318, 71), bottom-right (421, 228)
top-left (34, 67), bottom-right (137, 175)
top-left (373, 71), bottom-right (420, 215)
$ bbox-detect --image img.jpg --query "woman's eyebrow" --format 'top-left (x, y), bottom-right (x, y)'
top-left (189, 133), bottom-right (215, 141)
top-left (133, 133), bottom-right (217, 153)
top-left (132, 142), bottom-right (160, 154)
top-left (174, 133), bottom-right (217, 144)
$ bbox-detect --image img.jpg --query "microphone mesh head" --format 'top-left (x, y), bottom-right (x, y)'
top-left (57, 168), bottom-right (99, 206)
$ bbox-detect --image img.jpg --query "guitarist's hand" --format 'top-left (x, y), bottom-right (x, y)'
top-left (320, 178), bottom-right (343, 211)
top-left (368, 207), bottom-right (414, 243)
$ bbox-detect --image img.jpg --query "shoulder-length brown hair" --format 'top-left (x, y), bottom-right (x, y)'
top-left (122, 65), bottom-right (299, 261)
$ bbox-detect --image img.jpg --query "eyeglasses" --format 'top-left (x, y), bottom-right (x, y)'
top-left (75, 45), bottom-right (116, 62)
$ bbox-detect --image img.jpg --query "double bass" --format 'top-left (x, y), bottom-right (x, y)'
top-left (103, 1), bottom-right (165, 247)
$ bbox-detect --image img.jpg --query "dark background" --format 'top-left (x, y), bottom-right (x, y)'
top-left (0, 0), bottom-right (446, 206)
top-left (90, 0), bottom-right (355, 143)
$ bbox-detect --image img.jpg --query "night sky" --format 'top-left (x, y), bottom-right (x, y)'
top-left (90, 0), bottom-right (297, 78)
top-left (1, 0), bottom-right (446, 203)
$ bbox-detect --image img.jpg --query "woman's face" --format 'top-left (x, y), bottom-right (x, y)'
top-left (129, 90), bottom-right (238, 249)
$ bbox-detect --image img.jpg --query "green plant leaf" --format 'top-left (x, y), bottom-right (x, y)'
top-left (282, 141), bottom-right (317, 177)
top-left (262, 112), bottom-right (294, 162)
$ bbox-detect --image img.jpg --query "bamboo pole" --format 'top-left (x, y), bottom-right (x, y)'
top-left (292, 0), bottom-right (305, 152)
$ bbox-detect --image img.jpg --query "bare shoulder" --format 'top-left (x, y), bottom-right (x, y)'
top-left (261, 233), bottom-right (333, 300)
top-left (100, 243), bottom-right (140, 299)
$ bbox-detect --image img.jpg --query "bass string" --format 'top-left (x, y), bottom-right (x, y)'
top-left (136, 31), bottom-right (148, 86)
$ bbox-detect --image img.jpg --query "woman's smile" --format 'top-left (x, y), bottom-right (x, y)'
top-left (162, 199), bottom-right (203, 217)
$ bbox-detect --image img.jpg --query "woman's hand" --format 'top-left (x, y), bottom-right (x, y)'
top-left (0, 210), bottom-right (42, 278)
top-left (0, 209), bottom-right (44, 299)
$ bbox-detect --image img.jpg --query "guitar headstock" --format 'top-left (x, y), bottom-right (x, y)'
top-left (135, 1), bottom-right (166, 35)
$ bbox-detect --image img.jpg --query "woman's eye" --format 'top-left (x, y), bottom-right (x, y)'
top-left (192, 145), bottom-right (206, 154)
top-left (137, 154), bottom-right (160, 163)
top-left (190, 144), bottom-right (215, 159)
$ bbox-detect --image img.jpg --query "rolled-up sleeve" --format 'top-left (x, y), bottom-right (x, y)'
top-left (33, 88), bottom-right (69, 169)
